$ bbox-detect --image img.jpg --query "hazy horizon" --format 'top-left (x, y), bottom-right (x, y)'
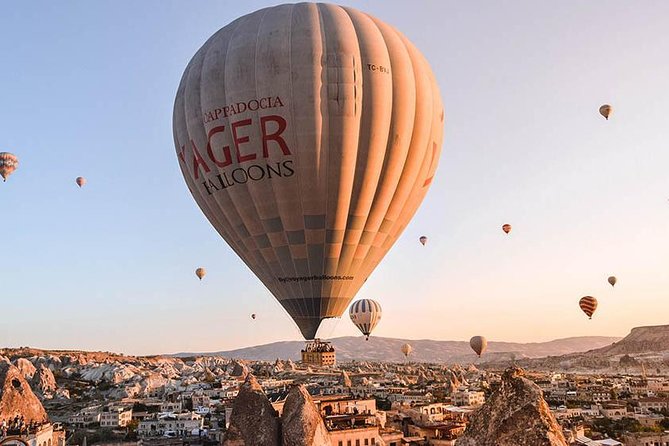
top-left (2, 1), bottom-right (668, 355)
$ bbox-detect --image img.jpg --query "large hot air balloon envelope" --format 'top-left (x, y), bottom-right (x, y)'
top-left (0, 152), bottom-right (18, 182)
top-left (502, 224), bottom-right (512, 234)
top-left (579, 296), bottom-right (597, 319)
top-left (173, 3), bottom-right (443, 339)
top-left (76, 177), bottom-right (87, 188)
top-left (608, 276), bottom-right (617, 287)
top-left (470, 335), bottom-right (487, 357)
top-left (599, 104), bottom-right (612, 120)
top-left (251, 313), bottom-right (257, 320)
top-left (419, 236), bottom-right (427, 246)
top-left (349, 298), bottom-right (382, 340)
top-left (196, 267), bottom-right (206, 281)
top-left (401, 343), bottom-right (412, 358)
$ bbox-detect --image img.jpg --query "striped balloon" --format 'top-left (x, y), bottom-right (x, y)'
top-left (0, 152), bottom-right (19, 182)
top-left (579, 296), bottom-right (598, 319)
top-left (349, 298), bottom-right (382, 340)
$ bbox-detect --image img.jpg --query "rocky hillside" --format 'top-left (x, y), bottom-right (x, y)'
top-left (458, 367), bottom-right (567, 446)
top-left (592, 325), bottom-right (669, 356)
top-left (175, 335), bottom-right (620, 363)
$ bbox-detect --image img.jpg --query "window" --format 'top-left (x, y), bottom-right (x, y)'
top-left (338, 442), bottom-right (343, 446)
top-left (365, 440), bottom-right (369, 445)
top-left (356, 441), bottom-right (360, 446)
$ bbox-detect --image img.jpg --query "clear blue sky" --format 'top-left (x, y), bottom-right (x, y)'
top-left (1, 1), bottom-right (668, 355)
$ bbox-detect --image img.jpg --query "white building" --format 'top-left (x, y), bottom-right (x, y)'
top-left (452, 390), bottom-right (485, 407)
top-left (138, 412), bottom-right (203, 437)
top-left (100, 407), bottom-right (133, 427)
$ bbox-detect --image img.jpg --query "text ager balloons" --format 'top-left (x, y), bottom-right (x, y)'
top-left (401, 343), bottom-right (413, 358)
top-left (76, 177), bottom-right (87, 188)
top-left (579, 296), bottom-right (597, 319)
top-left (470, 335), bottom-right (487, 357)
top-left (196, 267), bottom-right (206, 281)
top-left (173, 3), bottom-right (444, 339)
top-left (502, 224), bottom-right (512, 234)
top-left (608, 276), bottom-right (617, 287)
top-left (0, 153), bottom-right (19, 182)
top-left (419, 236), bottom-right (427, 246)
top-left (349, 298), bottom-right (382, 340)
top-left (599, 104), bottom-right (612, 120)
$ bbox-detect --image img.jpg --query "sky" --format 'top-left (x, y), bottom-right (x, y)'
top-left (1, 1), bottom-right (668, 356)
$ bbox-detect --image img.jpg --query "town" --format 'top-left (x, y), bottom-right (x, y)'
top-left (3, 330), bottom-right (669, 446)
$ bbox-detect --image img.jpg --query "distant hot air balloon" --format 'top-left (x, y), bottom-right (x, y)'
top-left (251, 313), bottom-right (256, 320)
top-left (579, 296), bottom-right (598, 319)
top-left (599, 104), bottom-right (612, 120)
top-left (195, 267), bottom-right (206, 281)
top-left (76, 177), bottom-right (87, 188)
top-left (174, 3), bottom-right (444, 340)
top-left (0, 152), bottom-right (19, 182)
top-left (502, 224), bottom-right (512, 234)
top-left (608, 276), bottom-right (617, 287)
top-left (349, 299), bottom-right (382, 340)
top-left (419, 236), bottom-right (428, 246)
top-left (401, 343), bottom-right (413, 358)
top-left (470, 336), bottom-right (487, 357)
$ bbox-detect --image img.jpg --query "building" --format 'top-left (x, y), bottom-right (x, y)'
top-left (635, 397), bottom-right (669, 414)
top-left (100, 407), bottom-right (133, 427)
top-left (452, 390), bottom-right (485, 407)
top-left (137, 413), bottom-right (204, 437)
top-left (0, 423), bottom-right (65, 446)
top-left (301, 339), bottom-right (336, 367)
top-left (623, 432), bottom-right (669, 446)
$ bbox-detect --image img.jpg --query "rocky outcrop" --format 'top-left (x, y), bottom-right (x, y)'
top-left (31, 364), bottom-right (57, 397)
top-left (340, 370), bottom-right (352, 388)
top-left (14, 358), bottom-right (36, 380)
top-left (0, 362), bottom-right (48, 423)
top-left (457, 367), bottom-right (567, 446)
top-left (223, 374), bottom-right (279, 446)
top-left (281, 385), bottom-right (330, 446)
top-left (597, 325), bottom-right (669, 355)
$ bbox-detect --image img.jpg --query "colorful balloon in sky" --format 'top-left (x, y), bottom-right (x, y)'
top-left (502, 224), bottom-right (512, 234)
top-left (195, 267), bottom-right (206, 281)
top-left (401, 343), bottom-right (413, 358)
top-left (599, 104), bottom-right (612, 120)
top-left (608, 276), bottom-right (617, 287)
top-left (349, 299), bottom-right (382, 340)
top-left (0, 152), bottom-right (19, 182)
top-left (76, 177), bottom-right (87, 188)
top-left (419, 236), bottom-right (428, 246)
top-left (579, 296), bottom-right (598, 319)
top-left (173, 3), bottom-right (443, 339)
top-left (470, 335), bottom-right (488, 357)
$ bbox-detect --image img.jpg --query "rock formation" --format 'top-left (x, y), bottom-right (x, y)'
top-left (340, 370), bottom-right (352, 388)
top-left (223, 374), bottom-right (279, 446)
top-left (281, 385), bottom-right (330, 446)
top-left (32, 364), bottom-right (58, 396)
top-left (0, 362), bottom-right (48, 423)
top-left (14, 358), bottom-right (36, 380)
top-left (457, 367), bottom-right (567, 446)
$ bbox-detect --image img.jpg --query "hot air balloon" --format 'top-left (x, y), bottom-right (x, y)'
top-left (0, 152), bottom-right (19, 182)
top-left (470, 336), bottom-right (487, 357)
top-left (349, 298), bottom-right (382, 340)
top-left (76, 177), bottom-right (87, 188)
top-left (579, 296), bottom-right (597, 319)
top-left (419, 236), bottom-right (427, 246)
top-left (608, 276), bottom-right (617, 287)
top-left (173, 3), bottom-right (443, 340)
top-left (401, 343), bottom-right (412, 358)
top-left (195, 267), bottom-right (206, 281)
top-left (502, 224), bottom-right (512, 234)
top-left (599, 104), bottom-right (612, 120)
top-left (251, 313), bottom-right (256, 320)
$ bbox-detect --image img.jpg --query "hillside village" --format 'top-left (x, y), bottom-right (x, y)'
top-left (2, 326), bottom-right (669, 445)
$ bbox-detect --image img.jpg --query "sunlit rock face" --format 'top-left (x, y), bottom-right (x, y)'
top-left (0, 362), bottom-right (48, 423)
top-left (457, 367), bottom-right (567, 446)
top-left (223, 374), bottom-right (280, 446)
top-left (281, 385), bottom-right (330, 446)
